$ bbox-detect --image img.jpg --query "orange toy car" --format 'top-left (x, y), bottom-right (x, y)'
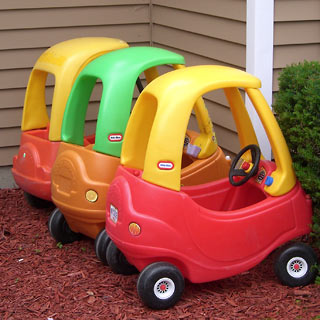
top-left (48, 47), bottom-right (231, 258)
top-left (49, 47), bottom-right (186, 248)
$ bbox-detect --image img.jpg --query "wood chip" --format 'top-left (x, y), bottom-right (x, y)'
top-left (0, 188), bottom-right (319, 320)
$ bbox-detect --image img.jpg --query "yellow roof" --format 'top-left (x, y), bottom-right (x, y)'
top-left (121, 65), bottom-right (296, 196)
top-left (21, 37), bottom-right (128, 141)
top-left (144, 65), bottom-right (261, 98)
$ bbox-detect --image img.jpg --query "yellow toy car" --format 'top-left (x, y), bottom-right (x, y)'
top-left (11, 37), bottom-right (128, 207)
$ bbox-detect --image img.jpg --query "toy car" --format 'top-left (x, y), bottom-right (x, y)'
top-left (105, 65), bottom-right (318, 309)
top-left (49, 47), bottom-right (184, 249)
top-left (11, 37), bottom-right (128, 207)
top-left (49, 47), bottom-right (231, 260)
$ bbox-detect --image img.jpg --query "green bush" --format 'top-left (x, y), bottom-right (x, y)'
top-left (273, 60), bottom-right (320, 248)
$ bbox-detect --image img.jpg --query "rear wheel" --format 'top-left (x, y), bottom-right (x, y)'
top-left (274, 242), bottom-right (318, 287)
top-left (24, 191), bottom-right (53, 209)
top-left (48, 208), bottom-right (81, 244)
top-left (137, 262), bottom-right (185, 310)
top-left (106, 240), bottom-right (138, 275)
top-left (94, 229), bottom-right (110, 265)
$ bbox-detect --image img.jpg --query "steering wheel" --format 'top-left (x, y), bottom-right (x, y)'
top-left (229, 144), bottom-right (261, 186)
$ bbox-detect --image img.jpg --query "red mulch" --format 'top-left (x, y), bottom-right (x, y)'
top-left (0, 188), bottom-right (319, 320)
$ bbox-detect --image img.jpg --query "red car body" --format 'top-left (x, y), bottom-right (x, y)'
top-left (106, 161), bottom-right (312, 283)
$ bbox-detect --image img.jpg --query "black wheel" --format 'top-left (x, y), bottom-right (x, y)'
top-left (274, 242), bottom-right (319, 287)
top-left (106, 240), bottom-right (138, 275)
top-left (24, 191), bottom-right (53, 209)
top-left (229, 144), bottom-right (261, 186)
top-left (48, 208), bottom-right (81, 244)
top-left (137, 262), bottom-right (185, 310)
top-left (94, 229), bottom-right (110, 265)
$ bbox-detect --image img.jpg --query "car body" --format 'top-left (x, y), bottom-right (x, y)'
top-left (50, 47), bottom-right (231, 244)
top-left (11, 37), bottom-right (128, 204)
top-left (50, 47), bottom-right (186, 241)
top-left (105, 65), bottom-right (315, 309)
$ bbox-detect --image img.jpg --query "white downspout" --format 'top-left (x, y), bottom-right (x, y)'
top-left (246, 0), bottom-right (274, 159)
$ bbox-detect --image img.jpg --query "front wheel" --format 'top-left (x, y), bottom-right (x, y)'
top-left (274, 242), bottom-right (318, 287)
top-left (48, 208), bottom-right (81, 244)
top-left (94, 229), bottom-right (110, 265)
top-left (137, 262), bottom-right (185, 310)
top-left (106, 240), bottom-right (138, 275)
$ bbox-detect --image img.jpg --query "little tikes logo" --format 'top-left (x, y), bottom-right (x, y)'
top-left (157, 161), bottom-right (174, 170)
top-left (108, 133), bottom-right (123, 142)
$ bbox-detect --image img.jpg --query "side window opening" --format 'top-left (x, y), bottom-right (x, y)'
top-left (244, 90), bottom-right (271, 160)
top-left (84, 78), bottom-right (102, 146)
top-left (25, 70), bottom-right (54, 140)
top-left (45, 72), bottom-right (55, 122)
top-left (202, 89), bottom-right (242, 160)
top-left (122, 92), bottom-right (158, 170)
top-left (156, 64), bottom-right (175, 77)
top-left (131, 71), bottom-right (147, 111)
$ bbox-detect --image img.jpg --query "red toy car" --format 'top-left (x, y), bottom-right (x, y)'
top-left (104, 66), bottom-right (318, 309)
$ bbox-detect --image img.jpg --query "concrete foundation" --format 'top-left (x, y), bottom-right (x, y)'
top-left (0, 166), bottom-right (18, 189)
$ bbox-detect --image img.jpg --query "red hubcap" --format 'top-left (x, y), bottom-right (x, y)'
top-left (160, 284), bottom-right (167, 291)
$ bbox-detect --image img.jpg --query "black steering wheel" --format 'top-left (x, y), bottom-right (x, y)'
top-left (229, 144), bottom-right (261, 186)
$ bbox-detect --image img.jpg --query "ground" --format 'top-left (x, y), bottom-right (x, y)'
top-left (0, 188), bottom-right (319, 320)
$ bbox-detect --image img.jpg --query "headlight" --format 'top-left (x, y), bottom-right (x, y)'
top-left (129, 222), bottom-right (141, 236)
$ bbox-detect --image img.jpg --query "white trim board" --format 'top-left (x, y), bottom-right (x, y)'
top-left (246, 0), bottom-right (274, 159)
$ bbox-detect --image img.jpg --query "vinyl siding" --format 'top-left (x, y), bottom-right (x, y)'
top-left (0, 1), bottom-right (150, 166)
top-left (273, 0), bottom-right (320, 91)
top-left (151, 0), bottom-right (247, 155)
top-left (1, 0), bottom-right (319, 170)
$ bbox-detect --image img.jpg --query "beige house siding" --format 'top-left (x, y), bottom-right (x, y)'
top-left (151, 0), bottom-right (247, 155)
top-left (0, 0), bottom-right (150, 166)
top-left (1, 0), bottom-right (320, 183)
top-left (273, 0), bottom-right (320, 92)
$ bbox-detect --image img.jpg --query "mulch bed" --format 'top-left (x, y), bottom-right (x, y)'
top-left (0, 188), bottom-right (319, 320)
